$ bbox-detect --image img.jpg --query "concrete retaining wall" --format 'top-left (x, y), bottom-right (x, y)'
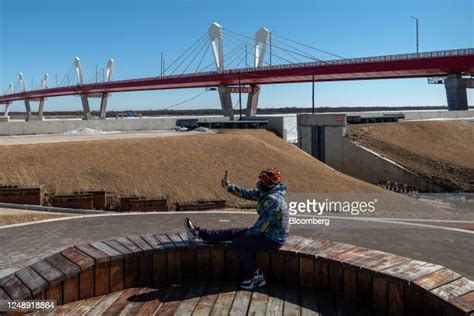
top-left (0, 116), bottom-right (289, 139)
top-left (0, 118), bottom-right (179, 136)
top-left (297, 112), bottom-right (450, 192)
top-left (340, 139), bottom-right (442, 192)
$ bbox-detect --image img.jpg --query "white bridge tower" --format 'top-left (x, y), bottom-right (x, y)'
top-left (208, 23), bottom-right (269, 120)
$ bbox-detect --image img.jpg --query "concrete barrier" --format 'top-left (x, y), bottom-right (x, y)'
top-left (0, 118), bottom-right (180, 136)
top-left (0, 116), bottom-right (290, 140)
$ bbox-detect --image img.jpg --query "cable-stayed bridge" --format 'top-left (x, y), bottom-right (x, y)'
top-left (1, 23), bottom-right (473, 120)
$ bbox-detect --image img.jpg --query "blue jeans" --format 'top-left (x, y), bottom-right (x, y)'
top-left (198, 227), bottom-right (282, 278)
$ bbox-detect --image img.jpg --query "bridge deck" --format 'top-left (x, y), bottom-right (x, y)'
top-left (1, 48), bottom-right (473, 103)
top-left (37, 281), bottom-right (368, 315)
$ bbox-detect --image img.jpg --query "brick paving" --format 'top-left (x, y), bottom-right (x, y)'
top-left (0, 212), bottom-right (473, 279)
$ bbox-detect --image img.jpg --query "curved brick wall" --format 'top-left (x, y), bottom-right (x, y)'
top-left (0, 233), bottom-right (473, 316)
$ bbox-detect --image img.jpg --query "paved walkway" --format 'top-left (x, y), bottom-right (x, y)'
top-left (0, 212), bottom-right (473, 279)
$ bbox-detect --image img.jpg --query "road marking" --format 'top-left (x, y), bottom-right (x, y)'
top-left (0, 210), bottom-right (472, 234)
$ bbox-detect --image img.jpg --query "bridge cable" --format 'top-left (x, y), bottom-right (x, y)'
top-left (168, 35), bottom-right (208, 75)
top-left (272, 33), bottom-right (345, 59)
top-left (195, 41), bottom-right (211, 73)
top-left (182, 38), bottom-right (210, 74)
top-left (164, 32), bottom-right (208, 75)
top-left (162, 90), bottom-right (209, 110)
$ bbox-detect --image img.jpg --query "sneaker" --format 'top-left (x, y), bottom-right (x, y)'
top-left (184, 218), bottom-right (199, 245)
top-left (240, 270), bottom-right (266, 290)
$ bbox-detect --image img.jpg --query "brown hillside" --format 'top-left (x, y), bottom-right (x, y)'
top-left (0, 130), bottom-right (379, 206)
top-left (347, 120), bottom-right (474, 191)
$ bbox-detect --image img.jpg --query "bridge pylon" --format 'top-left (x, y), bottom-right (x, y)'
top-left (2, 83), bottom-right (14, 118)
top-left (74, 57), bottom-right (92, 120)
top-left (18, 73), bottom-right (33, 121)
top-left (209, 23), bottom-right (234, 120)
top-left (38, 73), bottom-right (48, 120)
top-left (245, 28), bottom-right (270, 117)
top-left (445, 74), bottom-right (470, 111)
top-left (208, 23), bottom-right (270, 120)
top-left (99, 59), bottom-right (114, 119)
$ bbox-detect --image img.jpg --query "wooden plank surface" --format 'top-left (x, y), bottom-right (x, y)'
top-left (357, 253), bottom-right (408, 272)
top-left (67, 295), bottom-right (104, 314)
top-left (0, 274), bottom-right (32, 300)
top-left (75, 244), bottom-right (110, 264)
top-left (45, 253), bottom-right (81, 278)
top-left (299, 240), bottom-right (338, 258)
top-left (387, 280), bottom-right (404, 316)
top-left (102, 287), bottom-right (140, 314)
top-left (87, 241), bottom-right (123, 261)
top-left (14, 266), bottom-right (48, 296)
top-left (192, 280), bottom-right (221, 315)
top-left (103, 239), bottom-right (135, 258)
top-left (299, 257), bottom-right (314, 288)
top-left (62, 276), bottom-right (79, 304)
top-left (116, 236), bottom-right (144, 254)
top-left (155, 234), bottom-right (181, 281)
top-left (128, 235), bottom-right (154, 254)
top-left (266, 283), bottom-right (285, 316)
top-left (154, 233), bottom-right (176, 250)
top-left (0, 287), bottom-right (11, 300)
top-left (30, 260), bottom-right (64, 287)
top-left (271, 252), bottom-right (286, 283)
top-left (284, 285), bottom-right (301, 316)
top-left (173, 279), bottom-right (207, 315)
top-left (431, 277), bottom-right (474, 301)
top-left (323, 246), bottom-right (367, 261)
top-left (155, 283), bottom-right (192, 316)
top-left (195, 248), bottom-right (211, 279)
top-left (178, 232), bottom-right (197, 279)
top-left (210, 247), bottom-right (225, 279)
top-left (167, 232), bottom-right (188, 248)
top-left (414, 268), bottom-right (461, 291)
top-left (120, 287), bottom-right (158, 315)
top-left (301, 287), bottom-right (320, 316)
top-left (280, 236), bottom-right (305, 250)
top-left (285, 254), bottom-right (300, 286)
top-left (210, 281), bottom-right (237, 316)
top-left (94, 262), bottom-right (110, 296)
top-left (136, 285), bottom-right (173, 315)
top-left (128, 236), bottom-right (154, 287)
top-left (60, 247), bottom-right (95, 271)
top-left (85, 290), bottom-right (123, 315)
top-left (318, 243), bottom-right (357, 261)
top-left (247, 287), bottom-right (269, 315)
top-left (229, 289), bottom-right (252, 315)
top-left (78, 268), bottom-right (94, 300)
top-left (448, 291), bottom-right (474, 314)
top-left (141, 234), bottom-right (166, 251)
top-left (381, 260), bottom-right (444, 282)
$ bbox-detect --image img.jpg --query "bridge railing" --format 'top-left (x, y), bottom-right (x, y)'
top-left (223, 48), bottom-right (474, 74)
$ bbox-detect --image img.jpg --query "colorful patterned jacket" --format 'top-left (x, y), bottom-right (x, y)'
top-left (227, 183), bottom-right (289, 244)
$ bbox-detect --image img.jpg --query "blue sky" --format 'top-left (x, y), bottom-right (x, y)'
top-left (0, 0), bottom-right (472, 112)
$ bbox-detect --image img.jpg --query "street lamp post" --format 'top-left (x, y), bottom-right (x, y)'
top-left (410, 16), bottom-right (419, 54)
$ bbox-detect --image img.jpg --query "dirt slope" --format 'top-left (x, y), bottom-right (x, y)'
top-left (0, 130), bottom-right (379, 206)
top-left (347, 120), bottom-right (474, 192)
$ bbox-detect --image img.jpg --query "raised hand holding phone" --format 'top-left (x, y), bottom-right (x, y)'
top-left (221, 170), bottom-right (230, 188)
